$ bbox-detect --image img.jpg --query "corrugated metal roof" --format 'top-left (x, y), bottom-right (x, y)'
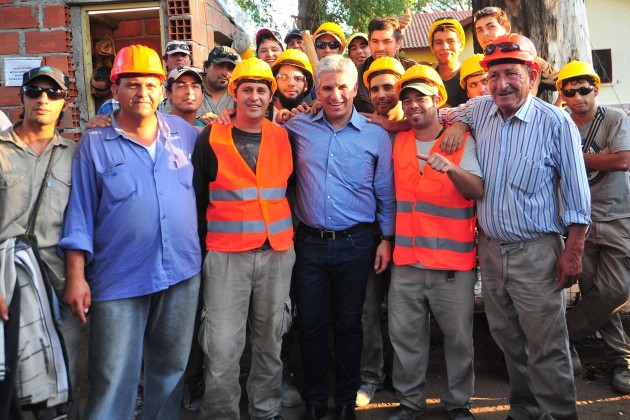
top-left (402, 10), bottom-right (472, 49)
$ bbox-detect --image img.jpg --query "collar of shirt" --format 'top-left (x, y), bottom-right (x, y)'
top-left (0, 122), bottom-right (69, 151)
top-left (489, 94), bottom-right (534, 124)
top-left (312, 106), bottom-right (365, 132)
top-left (108, 111), bottom-right (176, 145)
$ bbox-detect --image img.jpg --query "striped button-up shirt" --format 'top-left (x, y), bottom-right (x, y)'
top-left (447, 95), bottom-right (591, 242)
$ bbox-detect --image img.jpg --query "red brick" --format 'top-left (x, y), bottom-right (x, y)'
top-left (145, 18), bottom-right (161, 35)
top-left (43, 55), bottom-right (73, 76)
top-left (7, 108), bottom-right (21, 124)
top-left (0, 87), bottom-right (21, 107)
top-left (0, 32), bottom-right (19, 54)
top-left (114, 39), bottom-right (131, 52)
top-left (114, 20), bottom-right (144, 38)
top-left (43, 5), bottom-right (69, 28)
top-left (133, 37), bottom-right (161, 53)
top-left (90, 23), bottom-right (113, 39)
top-left (25, 30), bottom-right (71, 54)
top-left (0, 6), bottom-right (38, 29)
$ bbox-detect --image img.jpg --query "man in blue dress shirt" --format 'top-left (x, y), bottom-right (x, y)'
top-left (283, 55), bottom-right (396, 420)
top-left (60, 45), bottom-right (201, 419)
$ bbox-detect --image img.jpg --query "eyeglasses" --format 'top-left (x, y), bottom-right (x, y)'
top-left (315, 41), bottom-right (341, 50)
top-left (166, 43), bottom-right (190, 52)
top-left (22, 85), bottom-right (67, 100)
top-left (562, 85), bottom-right (595, 97)
top-left (90, 83), bottom-right (110, 93)
top-left (276, 73), bottom-right (306, 83)
top-left (484, 42), bottom-right (522, 56)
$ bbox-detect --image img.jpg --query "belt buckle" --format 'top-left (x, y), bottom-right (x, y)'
top-left (321, 230), bottom-right (336, 240)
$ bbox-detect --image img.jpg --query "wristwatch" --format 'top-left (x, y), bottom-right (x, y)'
top-left (381, 235), bottom-right (395, 242)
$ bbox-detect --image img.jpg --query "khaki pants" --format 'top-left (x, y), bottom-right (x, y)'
top-left (199, 247), bottom-right (295, 420)
top-left (479, 232), bottom-right (577, 420)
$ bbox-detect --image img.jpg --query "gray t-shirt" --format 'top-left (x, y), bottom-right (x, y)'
top-left (415, 135), bottom-right (483, 178)
top-left (577, 106), bottom-right (630, 220)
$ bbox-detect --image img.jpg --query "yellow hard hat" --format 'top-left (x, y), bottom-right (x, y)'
top-left (313, 22), bottom-right (347, 51)
top-left (239, 46), bottom-right (255, 60)
top-left (271, 48), bottom-right (314, 90)
top-left (556, 60), bottom-right (601, 92)
top-left (363, 56), bottom-right (405, 87)
top-left (459, 54), bottom-right (486, 89)
top-left (110, 44), bottom-right (166, 83)
top-left (228, 57), bottom-right (277, 97)
top-left (428, 18), bottom-right (465, 51)
top-left (395, 64), bottom-right (448, 107)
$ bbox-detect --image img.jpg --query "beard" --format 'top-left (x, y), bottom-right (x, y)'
top-left (277, 90), bottom-right (309, 110)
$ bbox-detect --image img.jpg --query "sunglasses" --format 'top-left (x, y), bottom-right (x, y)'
top-left (166, 43), bottom-right (190, 52)
top-left (562, 85), bottom-right (595, 97)
top-left (276, 73), bottom-right (306, 83)
top-left (212, 50), bottom-right (239, 61)
top-left (484, 41), bottom-right (522, 56)
top-left (22, 85), bottom-right (67, 100)
top-left (315, 41), bottom-right (341, 50)
top-left (91, 84), bottom-right (110, 93)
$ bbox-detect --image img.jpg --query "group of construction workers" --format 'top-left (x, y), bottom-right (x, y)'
top-left (0, 4), bottom-right (629, 420)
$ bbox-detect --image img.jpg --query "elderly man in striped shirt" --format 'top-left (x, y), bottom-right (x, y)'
top-left (444, 34), bottom-right (591, 420)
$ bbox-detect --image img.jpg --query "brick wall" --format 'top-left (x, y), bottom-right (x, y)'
top-left (166, 0), bottom-right (238, 67)
top-left (0, 1), bottom-right (80, 140)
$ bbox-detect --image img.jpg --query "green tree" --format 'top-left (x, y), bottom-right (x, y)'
top-left (416, 0), bottom-right (472, 13)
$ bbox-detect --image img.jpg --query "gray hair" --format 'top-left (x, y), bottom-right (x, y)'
top-left (314, 55), bottom-right (358, 88)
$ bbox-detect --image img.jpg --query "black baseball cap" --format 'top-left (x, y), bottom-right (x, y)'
top-left (207, 46), bottom-right (239, 66)
top-left (284, 29), bottom-right (303, 44)
top-left (22, 66), bottom-right (70, 90)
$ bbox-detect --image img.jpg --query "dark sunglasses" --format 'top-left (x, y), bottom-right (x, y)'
top-left (315, 41), bottom-right (341, 50)
top-left (484, 42), bottom-right (522, 56)
top-left (22, 85), bottom-right (67, 100)
top-left (91, 84), bottom-right (110, 93)
top-left (212, 50), bottom-right (239, 61)
top-left (562, 85), bottom-right (595, 97)
top-left (166, 43), bottom-right (190, 52)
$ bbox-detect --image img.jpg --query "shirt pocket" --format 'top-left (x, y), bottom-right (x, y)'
top-left (101, 161), bottom-right (136, 202)
top-left (509, 152), bottom-right (550, 194)
top-left (342, 156), bottom-right (373, 188)
top-left (174, 152), bottom-right (193, 189)
top-left (0, 172), bottom-right (27, 220)
top-left (48, 169), bottom-right (72, 214)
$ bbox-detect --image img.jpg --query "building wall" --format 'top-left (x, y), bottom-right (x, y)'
top-left (0, 1), bottom-right (80, 139)
top-left (585, 0), bottom-right (630, 109)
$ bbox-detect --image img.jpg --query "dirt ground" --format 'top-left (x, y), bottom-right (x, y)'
top-left (61, 305), bottom-right (630, 420)
top-left (180, 309), bottom-right (630, 420)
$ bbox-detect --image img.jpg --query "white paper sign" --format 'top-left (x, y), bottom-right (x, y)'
top-left (4, 57), bottom-right (43, 87)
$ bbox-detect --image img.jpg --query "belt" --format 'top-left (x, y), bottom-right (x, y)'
top-left (251, 239), bottom-right (272, 252)
top-left (298, 222), bottom-right (372, 240)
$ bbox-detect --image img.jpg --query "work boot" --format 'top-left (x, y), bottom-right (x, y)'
top-left (387, 405), bottom-right (423, 420)
top-left (281, 380), bottom-right (302, 407)
top-left (612, 365), bottom-right (630, 394)
top-left (448, 408), bottom-right (476, 419)
top-left (355, 382), bottom-right (384, 407)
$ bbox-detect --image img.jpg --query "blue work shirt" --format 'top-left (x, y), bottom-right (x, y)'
top-left (284, 108), bottom-right (395, 235)
top-left (59, 112), bottom-right (201, 301)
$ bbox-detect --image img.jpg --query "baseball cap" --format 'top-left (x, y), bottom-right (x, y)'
top-left (256, 28), bottom-right (284, 50)
top-left (165, 41), bottom-right (192, 56)
top-left (284, 28), bottom-right (303, 44)
top-left (166, 66), bottom-right (204, 88)
top-left (398, 81), bottom-right (440, 100)
top-left (22, 66), bottom-right (69, 90)
top-left (207, 46), bottom-right (239, 66)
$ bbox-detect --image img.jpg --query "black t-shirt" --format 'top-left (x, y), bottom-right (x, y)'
top-left (442, 69), bottom-right (468, 108)
top-left (192, 125), bottom-right (262, 251)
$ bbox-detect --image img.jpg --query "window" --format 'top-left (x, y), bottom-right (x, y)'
top-left (592, 49), bottom-right (612, 84)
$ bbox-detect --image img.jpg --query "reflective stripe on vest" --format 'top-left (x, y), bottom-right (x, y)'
top-left (393, 129), bottom-right (476, 270)
top-left (209, 187), bottom-right (287, 201)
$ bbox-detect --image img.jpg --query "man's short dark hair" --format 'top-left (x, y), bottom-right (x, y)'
top-left (561, 76), bottom-right (598, 90)
top-left (368, 17), bottom-right (403, 42)
top-left (93, 66), bottom-right (112, 87)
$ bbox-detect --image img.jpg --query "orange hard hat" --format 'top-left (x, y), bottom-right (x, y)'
top-left (110, 44), bottom-right (166, 83)
top-left (480, 33), bottom-right (538, 70)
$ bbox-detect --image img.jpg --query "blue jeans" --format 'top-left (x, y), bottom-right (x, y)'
top-left (85, 274), bottom-right (200, 420)
top-left (294, 225), bottom-right (374, 407)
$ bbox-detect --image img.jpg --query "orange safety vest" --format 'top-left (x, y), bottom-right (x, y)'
top-left (206, 121), bottom-right (294, 252)
top-left (392, 129), bottom-right (476, 270)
